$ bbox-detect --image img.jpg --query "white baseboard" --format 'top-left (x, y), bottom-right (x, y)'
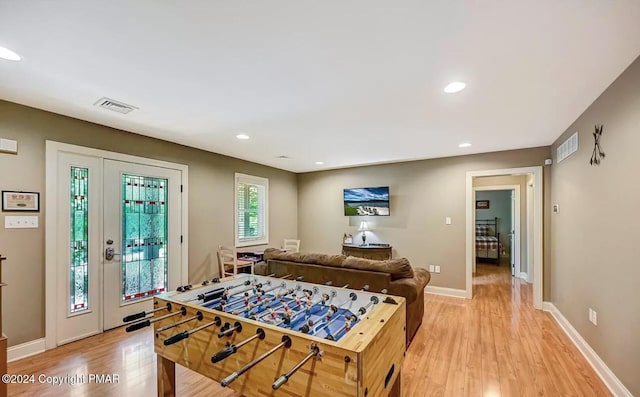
top-left (424, 286), bottom-right (467, 298)
top-left (519, 272), bottom-right (528, 280)
top-left (7, 338), bottom-right (46, 363)
top-left (543, 302), bottom-right (632, 397)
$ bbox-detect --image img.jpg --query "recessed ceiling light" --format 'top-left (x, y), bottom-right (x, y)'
top-left (444, 81), bottom-right (466, 93)
top-left (0, 46), bottom-right (21, 61)
top-left (459, 142), bottom-right (472, 148)
top-left (236, 134), bottom-right (250, 140)
top-left (315, 161), bottom-right (324, 165)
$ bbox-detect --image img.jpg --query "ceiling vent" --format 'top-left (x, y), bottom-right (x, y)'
top-left (94, 97), bottom-right (137, 114)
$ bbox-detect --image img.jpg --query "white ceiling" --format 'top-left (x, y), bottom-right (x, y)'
top-left (1, 1), bottom-right (639, 173)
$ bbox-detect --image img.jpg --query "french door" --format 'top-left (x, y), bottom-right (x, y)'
top-left (102, 160), bottom-right (181, 330)
top-left (52, 148), bottom-right (184, 345)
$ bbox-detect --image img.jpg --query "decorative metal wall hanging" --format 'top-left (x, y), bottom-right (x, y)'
top-left (589, 124), bottom-right (605, 165)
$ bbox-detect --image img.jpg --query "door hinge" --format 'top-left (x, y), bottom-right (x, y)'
top-left (180, 235), bottom-right (183, 244)
top-left (180, 184), bottom-right (183, 193)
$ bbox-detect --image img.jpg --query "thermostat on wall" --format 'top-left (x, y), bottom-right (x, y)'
top-left (0, 138), bottom-right (18, 154)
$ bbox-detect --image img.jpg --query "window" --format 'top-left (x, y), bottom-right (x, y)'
top-left (235, 173), bottom-right (269, 246)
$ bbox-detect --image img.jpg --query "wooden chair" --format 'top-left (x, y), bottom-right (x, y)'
top-left (282, 239), bottom-right (301, 253)
top-left (217, 245), bottom-right (254, 278)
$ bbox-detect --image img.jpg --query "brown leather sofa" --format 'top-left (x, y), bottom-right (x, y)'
top-left (254, 248), bottom-right (431, 346)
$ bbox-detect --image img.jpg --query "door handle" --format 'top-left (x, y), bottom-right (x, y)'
top-left (105, 247), bottom-right (121, 261)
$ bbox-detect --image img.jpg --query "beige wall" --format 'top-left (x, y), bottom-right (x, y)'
top-left (298, 147), bottom-right (550, 291)
top-left (550, 56), bottom-right (640, 395)
top-left (474, 175), bottom-right (529, 273)
top-left (0, 100), bottom-right (298, 346)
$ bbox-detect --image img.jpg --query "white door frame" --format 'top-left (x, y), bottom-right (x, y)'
top-left (465, 166), bottom-right (543, 309)
top-left (45, 141), bottom-right (189, 350)
top-left (473, 184), bottom-right (521, 278)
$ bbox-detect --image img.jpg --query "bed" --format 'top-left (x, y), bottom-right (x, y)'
top-left (476, 217), bottom-right (500, 265)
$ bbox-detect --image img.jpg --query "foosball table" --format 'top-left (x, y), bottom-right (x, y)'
top-left (124, 273), bottom-right (406, 397)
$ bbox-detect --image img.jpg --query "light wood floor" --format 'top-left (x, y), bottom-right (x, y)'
top-left (8, 265), bottom-right (611, 396)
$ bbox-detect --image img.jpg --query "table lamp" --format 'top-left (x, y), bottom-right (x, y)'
top-left (358, 220), bottom-right (368, 246)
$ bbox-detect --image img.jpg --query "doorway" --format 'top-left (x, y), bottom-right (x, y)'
top-left (465, 167), bottom-right (543, 309)
top-left (473, 185), bottom-right (520, 277)
top-left (45, 142), bottom-right (188, 348)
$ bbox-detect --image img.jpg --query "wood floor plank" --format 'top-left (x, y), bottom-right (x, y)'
top-left (8, 264), bottom-right (613, 396)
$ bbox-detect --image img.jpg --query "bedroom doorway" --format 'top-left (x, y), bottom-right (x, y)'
top-left (473, 186), bottom-right (520, 277)
top-left (465, 166), bottom-right (543, 310)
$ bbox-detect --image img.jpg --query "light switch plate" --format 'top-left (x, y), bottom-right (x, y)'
top-left (5, 216), bottom-right (38, 228)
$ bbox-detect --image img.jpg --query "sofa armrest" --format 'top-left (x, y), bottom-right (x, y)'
top-left (387, 268), bottom-right (430, 303)
top-left (254, 261), bottom-right (268, 276)
top-left (413, 268), bottom-right (431, 290)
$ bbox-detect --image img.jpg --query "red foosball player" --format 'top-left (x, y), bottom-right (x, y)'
top-left (344, 315), bottom-right (353, 332)
top-left (282, 301), bottom-right (293, 318)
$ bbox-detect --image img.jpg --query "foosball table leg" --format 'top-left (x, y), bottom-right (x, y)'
top-left (157, 355), bottom-right (176, 397)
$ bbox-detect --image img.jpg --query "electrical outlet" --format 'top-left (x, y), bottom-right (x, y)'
top-left (435, 265), bottom-right (441, 273)
top-left (429, 265), bottom-right (435, 272)
top-left (445, 217), bottom-right (452, 225)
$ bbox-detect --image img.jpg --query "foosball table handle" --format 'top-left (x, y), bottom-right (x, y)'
top-left (211, 345), bottom-right (238, 363)
top-left (125, 320), bottom-right (150, 332)
top-left (164, 331), bottom-right (189, 346)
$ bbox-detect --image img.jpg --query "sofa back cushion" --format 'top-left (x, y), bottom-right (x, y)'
top-left (265, 259), bottom-right (391, 293)
top-left (264, 248), bottom-right (414, 280)
top-left (342, 257), bottom-right (414, 280)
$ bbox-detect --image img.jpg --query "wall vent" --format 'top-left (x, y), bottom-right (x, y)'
top-left (94, 97), bottom-right (137, 114)
top-left (557, 132), bottom-right (578, 163)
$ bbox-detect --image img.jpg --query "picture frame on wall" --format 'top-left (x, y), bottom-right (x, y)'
top-left (2, 191), bottom-right (40, 212)
top-left (476, 200), bottom-right (490, 209)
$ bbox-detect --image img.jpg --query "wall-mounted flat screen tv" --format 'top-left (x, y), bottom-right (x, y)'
top-left (343, 186), bottom-right (390, 216)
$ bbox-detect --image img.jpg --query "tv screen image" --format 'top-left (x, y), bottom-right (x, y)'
top-left (343, 186), bottom-right (390, 216)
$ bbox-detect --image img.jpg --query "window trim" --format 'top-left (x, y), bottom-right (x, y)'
top-left (234, 173), bottom-right (269, 247)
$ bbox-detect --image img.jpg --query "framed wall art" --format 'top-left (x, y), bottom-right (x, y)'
top-left (2, 191), bottom-right (40, 212)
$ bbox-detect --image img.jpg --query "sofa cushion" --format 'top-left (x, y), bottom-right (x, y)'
top-left (264, 248), bottom-right (415, 280)
top-left (343, 256), bottom-right (414, 280)
top-left (264, 249), bottom-right (347, 267)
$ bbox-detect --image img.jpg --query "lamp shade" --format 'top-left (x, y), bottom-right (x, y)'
top-left (358, 221), bottom-right (368, 231)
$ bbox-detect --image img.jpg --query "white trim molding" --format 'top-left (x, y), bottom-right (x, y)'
top-left (7, 338), bottom-right (46, 362)
top-left (424, 286), bottom-right (467, 298)
top-left (544, 302), bottom-right (633, 397)
top-left (519, 272), bottom-right (529, 281)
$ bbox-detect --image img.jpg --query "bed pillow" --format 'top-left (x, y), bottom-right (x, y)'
top-left (476, 225), bottom-right (490, 236)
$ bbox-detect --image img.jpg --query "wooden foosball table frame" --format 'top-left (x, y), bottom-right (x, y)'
top-left (147, 274), bottom-right (406, 397)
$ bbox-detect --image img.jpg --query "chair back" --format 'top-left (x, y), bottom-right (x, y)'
top-left (217, 245), bottom-right (255, 277)
top-left (282, 239), bottom-right (301, 253)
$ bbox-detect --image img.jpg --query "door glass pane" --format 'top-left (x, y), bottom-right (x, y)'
top-left (70, 167), bottom-right (89, 313)
top-left (121, 174), bottom-right (168, 302)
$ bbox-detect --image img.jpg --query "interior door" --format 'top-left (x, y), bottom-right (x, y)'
top-left (103, 160), bottom-right (182, 330)
top-left (56, 153), bottom-right (102, 345)
top-left (510, 190), bottom-right (516, 276)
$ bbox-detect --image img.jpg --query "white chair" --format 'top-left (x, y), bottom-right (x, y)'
top-left (282, 239), bottom-right (300, 253)
top-left (217, 245), bottom-right (254, 278)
